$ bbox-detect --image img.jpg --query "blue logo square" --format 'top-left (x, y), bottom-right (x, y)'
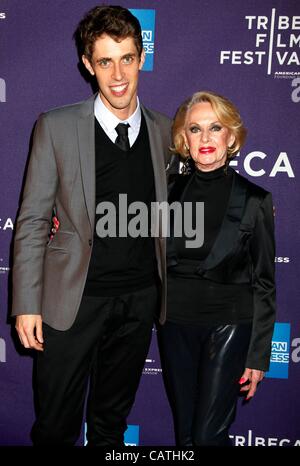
top-left (265, 322), bottom-right (290, 379)
top-left (124, 425), bottom-right (140, 446)
top-left (129, 9), bottom-right (156, 71)
top-left (83, 423), bottom-right (139, 446)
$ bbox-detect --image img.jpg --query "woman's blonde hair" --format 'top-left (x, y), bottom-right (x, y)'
top-left (172, 91), bottom-right (247, 159)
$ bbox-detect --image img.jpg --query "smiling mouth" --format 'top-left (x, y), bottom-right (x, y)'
top-left (199, 147), bottom-right (216, 154)
top-left (110, 83), bottom-right (128, 96)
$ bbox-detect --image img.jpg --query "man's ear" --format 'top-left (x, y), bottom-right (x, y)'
top-left (82, 55), bottom-right (95, 76)
top-left (138, 49), bottom-right (146, 71)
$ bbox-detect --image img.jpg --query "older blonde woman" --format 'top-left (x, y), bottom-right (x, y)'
top-left (159, 91), bottom-right (276, 446)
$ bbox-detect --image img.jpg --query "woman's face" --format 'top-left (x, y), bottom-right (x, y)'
top-left (183, 102), bottom-right (235, 172)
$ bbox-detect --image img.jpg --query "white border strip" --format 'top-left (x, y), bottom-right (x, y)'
top-left (267, 8), bottom-right (276, 75)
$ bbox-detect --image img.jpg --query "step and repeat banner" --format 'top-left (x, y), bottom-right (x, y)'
top-left (0, 0), bottom-right (299, 446)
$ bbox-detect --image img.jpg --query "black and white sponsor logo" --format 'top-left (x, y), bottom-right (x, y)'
top-left (291, 336), bottom-right (300, 363)
top-left (0, 12), bottom-right (7, 101)
top-left (275, 257), bottom-right (290, 263)
top-left (230, 429), bottom-right (300, 446)
top-left (142, 30), bottom-right (154, 54)
top-left (143, 358), bottom-right (162, 376)
top-left (0, 217), bottom-right (13, 230)
top-left (230, 151), bottom-right (295, 178)
top-left (0, 337), bottom-right (6, 363)
top-left (0, 258), bottom-right (9, 275)
top-left (179, 151), bottom-right (295, 179)
top-left (275, 71), bottom-right (300, 80)
top-left (220, 12), bottom-right (300, 75)
top-left (291, 77), bottom-right (300, 102)
top-left (0, 78), bottom-right (6, 103)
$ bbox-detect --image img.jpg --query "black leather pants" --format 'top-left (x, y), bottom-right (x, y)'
top-left (159, 321), bottom-right (252, 446)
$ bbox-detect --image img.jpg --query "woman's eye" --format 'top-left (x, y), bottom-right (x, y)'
top-left (211, 125), bottom-right (222, 131)
top-left (190, 126), bottom-right (199, 133)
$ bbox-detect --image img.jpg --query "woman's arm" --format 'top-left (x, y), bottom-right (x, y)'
top-left (246, 192), bottom-right (276, 372)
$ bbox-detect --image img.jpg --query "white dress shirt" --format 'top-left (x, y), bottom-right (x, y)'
top-left (94, 94), bottom-right (141, 147)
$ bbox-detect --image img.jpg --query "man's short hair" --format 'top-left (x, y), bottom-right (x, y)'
top-left (74, 5), bottom-right (143, 62)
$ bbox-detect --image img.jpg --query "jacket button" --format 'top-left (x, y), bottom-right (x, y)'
top-left (197, 268), bottom-right (205, 277)
top-left (88, 239), bottom-right (92, 246)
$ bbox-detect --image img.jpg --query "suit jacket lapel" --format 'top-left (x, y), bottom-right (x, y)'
top-left (77, 95), bottom-right (96, 233)
top-left (141, 105), bottom-right (167, 204)
top-left (198, 169), bottom-right (247, 271)
top-left (77, 100), bottom-right (168, 235)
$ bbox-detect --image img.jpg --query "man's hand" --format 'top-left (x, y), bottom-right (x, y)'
top-left (239, 367), bottom-right (264, 400)
top-left (15, 315), bottom-right (44, 351)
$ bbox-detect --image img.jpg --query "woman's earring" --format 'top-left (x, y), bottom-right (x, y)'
top-left (181, 156), bottom-right (193, 175)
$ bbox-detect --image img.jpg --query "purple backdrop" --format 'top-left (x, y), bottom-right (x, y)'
top-left (0, 0), bottom-right (299, 446)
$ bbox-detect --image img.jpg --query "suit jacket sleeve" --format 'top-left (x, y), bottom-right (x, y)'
top-left (12, 113), bottom-right (58, 317)
top-left (246, 192), bottom-right (276, 371)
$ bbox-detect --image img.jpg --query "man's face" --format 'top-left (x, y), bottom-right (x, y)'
top-left (82, 34), bottom-right (145, 120)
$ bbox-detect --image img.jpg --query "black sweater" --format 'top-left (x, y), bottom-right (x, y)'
top-left (167, 165), bottom-right (253, 324)
top-left (84, 115), bottom-right (157, 296)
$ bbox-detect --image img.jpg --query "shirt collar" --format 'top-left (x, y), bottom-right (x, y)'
top-left (94, 93), bottom-right (141, 133)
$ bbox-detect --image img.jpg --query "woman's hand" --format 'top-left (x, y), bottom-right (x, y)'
top-left (239, 368), bottom-right (265, 400)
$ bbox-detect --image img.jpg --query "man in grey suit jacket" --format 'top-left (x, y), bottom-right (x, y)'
top-left (12, 5), bottom-right (172, 446)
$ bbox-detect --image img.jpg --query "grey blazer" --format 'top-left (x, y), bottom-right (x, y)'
top-left (12, 94), bottom-right (172, 330)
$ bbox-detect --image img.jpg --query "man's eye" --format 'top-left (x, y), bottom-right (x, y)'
top-left (123, 56), bottom-right (134, 64)
top-left (99, 60), bottom-right (110, 67)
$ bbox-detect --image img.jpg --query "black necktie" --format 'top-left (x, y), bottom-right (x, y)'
top-left (115, 123), bottom-right (130, 152)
